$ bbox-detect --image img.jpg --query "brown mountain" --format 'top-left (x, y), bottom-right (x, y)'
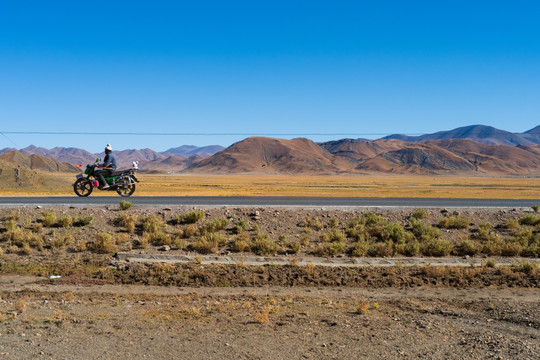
top-left (358, 143), bottom-right (476, 174)
top-left (113, 148), bottom-right (164, 169)
top-left (319, 138), bottom-right (409, 161)
top-left (0, 159), bottom-right (72, 190)
top-left (0, 151), bottom-right (78, 172)
top-left (187, 137), bottom-right (355, 174)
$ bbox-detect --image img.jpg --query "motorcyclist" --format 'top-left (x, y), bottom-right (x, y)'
top-left (96, 144), bottom-right (117, 189)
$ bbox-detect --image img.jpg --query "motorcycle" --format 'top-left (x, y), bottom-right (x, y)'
top-left (73, 158), bottom-right (139, 197)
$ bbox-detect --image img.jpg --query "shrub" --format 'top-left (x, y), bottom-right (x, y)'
top-left (4, 210), bottom-right (20, 221)
top-left (396, 241), bottom-right (421, 257)
top-left (410, 218), bottom-right (441, 242)
top-left (57, 216), bottom-right (73, 228)
top-left (51, 235), bottom-right (73, 253)
top-left (320, 228), bottom-right (346, 243)
top-left (305, 216), bottom-right (323, 230)
top-left (191, 236), bottom-right (219, 254)
top-left (438, 215), bottom-right (470, 229)
top-left (411, 208), bottom-right (428, 220)
top-left (114, 214), bottom-right (137, 233)
top-left (232, 232), bottom-right (251, 252)
top-left (355, 300), bottom-right (369, 315)
top-left (253, 304), bottom-right (272, 324)
top-left (421, 240), bottom-right (453, 256)
top-left (181, 224), bottom-right (198, 238)
top-left (367, 241), bottom-right (394, 257)
top-left (512, 260), bottom-right (539, 274)
top-left (32, 222), bottom-right (43, 233)
top-left (200, 218), bottom-right (229, 234)
top-left (346, 223), bottom-right (368, 241)
top-left (456, 239), bottom-right (480, 256)
top-left (504, 219), bottom-right (519, 230)
top-left (176, 210), bottom-right (205, 224)
top-left (251, 233), bottom-right (279, 255)
top-left (313, 241), bottom-right (345, 256)
top-left (286, 240), bottom-right (301, 254)
top-left (73, 216), bottom-right (94, 227)
top-left (234, 220), bottom-right (249, 234)
top-left (532, 205), bottom-right (540, 213)
top-left (145, 231), bottom-right (171, 246)
top-left (142, 215), bottom-right (164, 234)
top-left (89, 233), bottom-right (117, 254)
top-left (5, 219), bottom-right (18, 231)
top-left (474, 222), bottom-right (494, 241)
top-left (500, 242), bottom-right (523, 256)
top-left (329, 218), bottom-right (339, 228)
top-left (510, 228), bottom-right (534, 247)
top-left (380, 222), bottom-right (413, 244)
top-left (41, 212), bottom-right (57, 227)
top-left (519, 213), bottom-right (540, 226)
top-left (350, 241), bottom-right (369, 257)
top-left (119, 200), bottom-right (133, 210)
top-left (484, 259), bottom-right (497, 268)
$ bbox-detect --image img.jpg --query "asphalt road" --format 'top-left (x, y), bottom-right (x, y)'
top-left (0, 196), bottom-right (539, 208)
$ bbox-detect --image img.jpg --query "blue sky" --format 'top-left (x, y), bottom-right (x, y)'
top-left (1, 1), bottom-right (539, 153)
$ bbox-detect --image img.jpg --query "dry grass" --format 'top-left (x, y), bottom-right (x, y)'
top-left (8, 173), bottom-right (540, 198)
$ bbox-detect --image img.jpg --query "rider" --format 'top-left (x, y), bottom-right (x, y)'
top-left (97, 144), bottom-right (117, 189)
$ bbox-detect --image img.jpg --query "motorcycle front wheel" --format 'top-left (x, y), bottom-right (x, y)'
top-left (73, 178), bottom-right (93, 197)
top-left (116, 183), bottom-right (136, 197)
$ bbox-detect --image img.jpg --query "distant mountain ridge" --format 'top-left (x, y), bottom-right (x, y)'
top-left (2, 124), bottom-right (540, 175)
top-left (0, 144), bottom-right (223, 170)
top-left (383, 125), bottom-right (540, 146)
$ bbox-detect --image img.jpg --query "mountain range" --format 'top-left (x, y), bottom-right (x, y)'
top-left (2, 125), bottom-right (540, 175)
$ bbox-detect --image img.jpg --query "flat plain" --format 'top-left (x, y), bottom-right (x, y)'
top-left (3, 173), bottom-right (540, 198)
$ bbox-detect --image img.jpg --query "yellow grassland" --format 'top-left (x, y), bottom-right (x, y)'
top-left (2, 172), bottom-right (540, 198)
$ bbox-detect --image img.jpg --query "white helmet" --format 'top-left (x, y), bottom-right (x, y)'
top-left (105, 144), bottom-right (112, 151)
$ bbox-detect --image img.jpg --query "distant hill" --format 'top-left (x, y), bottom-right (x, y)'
top-left (0, 151), bottom-right (78, 172)
top-left (162, 145), bottom-right (225, 157)
top-left (185, 136), bottom-right (540, 175)
top-left (0, 159), bottom-right (73, 190)
top-left (0, 144), bottom-right (223, 170)
top-left (384, 125), bottom-right (537, 146)
top-left (187, 137), bottom-right (354, 174)
top-left (141, 154), bottom-right (204, 173)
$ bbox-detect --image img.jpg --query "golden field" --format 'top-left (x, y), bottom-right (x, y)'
top-left (2, 173), bottom-right (540, 198)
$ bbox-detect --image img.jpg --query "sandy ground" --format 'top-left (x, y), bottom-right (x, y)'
top-left (0, 276), bottom-right (538, 359)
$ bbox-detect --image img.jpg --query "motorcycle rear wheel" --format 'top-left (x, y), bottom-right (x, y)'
top-left (116, 183), bottom-right (136, 197)
top-left (74, 178), bottom-right (93, 197)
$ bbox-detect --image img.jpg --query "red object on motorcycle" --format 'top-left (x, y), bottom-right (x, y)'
top-left (76, 164), bottom-right (82, 168)
top-left (92, 180), bottom-right (99, 187)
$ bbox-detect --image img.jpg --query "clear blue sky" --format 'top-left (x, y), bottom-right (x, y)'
top-left (1, 1), bottom-right (539, 153)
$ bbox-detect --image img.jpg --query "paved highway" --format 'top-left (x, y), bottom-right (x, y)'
top-left (0, 196), bottom-right (539, 208)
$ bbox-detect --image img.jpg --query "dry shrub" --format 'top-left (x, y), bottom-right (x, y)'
top-left (145, 231), bottom-right (171, 246)
top-left (119, 200), bottom-right (133, 210)
top-left (410, 218), bottom-right (441, 242)
top-left (251, 234), bottom-right (279, 255)
top-left (73, 216), bottom-right (94, 227)
top-left (438, 215), bottom-right (470, 229)
top-left (176, 210), bottom-right (205, 224)
top-left (367, 241), bottom-right (394, 257)
top-left (191, 236), bottom-right (219, 254)
top-left (5, 210), bottom-right (20, 221)
top-left (142, 215), bottom-right (164, 234)
top-left (457, 239), bottom-right (481, 256)
top-left (313, 242), bottom-right (344, 256)
top-left (15, 299), bottom-right (27, 313)
top-left (5, 219), bottom-right (18, 231)
top-left (57, 216), bottom-right (73, 228)
top-left (303, 263), bottom-right (315, 276)
top-left (320, 228), bottom-right (346, 243)
top-left (115, 233), bottom-right (130, 245)
top-left (41, 212), bottom-right (57, 227)
top-left (411, 208), bottom-right (428, 220)
top-left (253, 304), bottom-right (272, 324)
top-left (355, 299), bottom-right (369, 315)
top-left (114, 214), bottom-right (138, 233)
top-left (350, 240), bottom-right (369, 256)
top-left (286, 240), bottom-right (301, 254)
top-left (182, 224), bottom-right (198, 238)
top-left (200, 217), bottom-right (229, 234)
top-left (305, 216), bottom-right (323, 231)
top-left (32, 222), bottom-right (43, 234)
top-left (232, 232), bottom-right (251, 252)
top-left (89, 233), bottom-right (117, 254)
top-left (421, 239), bottom-right (453, 256)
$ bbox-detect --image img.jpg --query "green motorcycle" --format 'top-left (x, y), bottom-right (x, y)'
top-left (73, 159), bottom-right (139, 197)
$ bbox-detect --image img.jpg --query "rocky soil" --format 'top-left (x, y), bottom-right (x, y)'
top-left (0, 205), bottom-right (539, 359)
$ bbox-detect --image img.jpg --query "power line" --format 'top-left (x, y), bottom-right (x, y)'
top-left (0, 131), bottom-right (422, 136)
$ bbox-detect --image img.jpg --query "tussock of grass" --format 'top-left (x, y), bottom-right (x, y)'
top-left (438, 215), bottom-right (470, 229)
top-left (41, 212), bottom-right (57, 227)
top-left (142, 215), bottom-right (164, 234)
top-left (119, 200), bottom-right (133, 210)
top-left (88, 233), bottom-right (117, 254)
top-left (176, 210), bottom-right (205, 224)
